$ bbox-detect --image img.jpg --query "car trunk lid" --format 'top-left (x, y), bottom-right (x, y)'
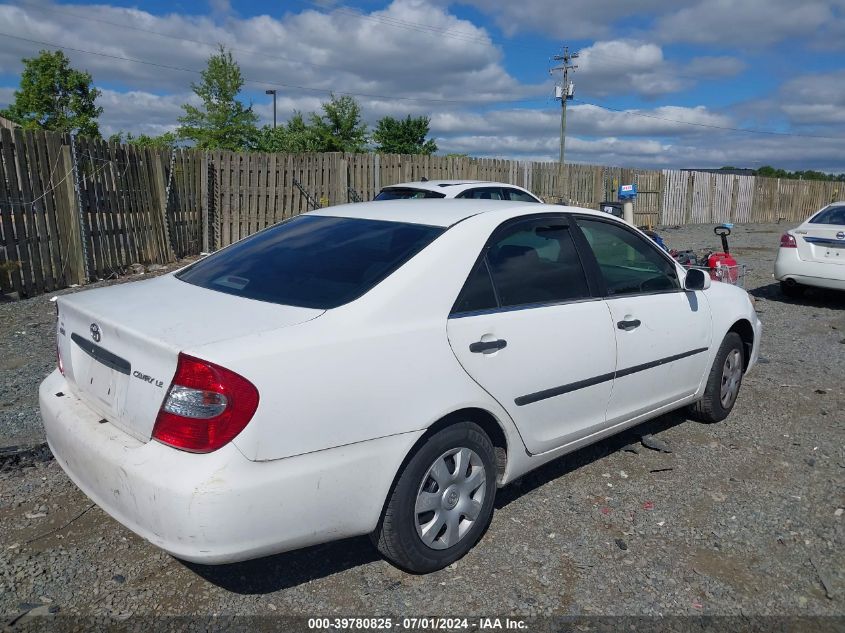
top-left (56, 274), bottom-right (323, 442)
top-left (795, 224), bottom-right (845, 265)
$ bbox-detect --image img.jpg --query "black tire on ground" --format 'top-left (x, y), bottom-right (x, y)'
top-left (690, 332), bottom-right (745, 424)
top-left (780, 280), bottom-right (805, 298)
top-left (371, 422), bottom-right (497, 573)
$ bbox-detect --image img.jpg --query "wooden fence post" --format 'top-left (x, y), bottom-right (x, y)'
top-left (337, 154), bottom-right (348, 205)
top-left (151, 151), bottom-right (176, 263)
top-left (201, 151), bottom-right (209, 253)
top-left (56, 144), bottom-right (86, 286)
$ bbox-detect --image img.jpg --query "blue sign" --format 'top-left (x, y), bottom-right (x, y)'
top-left (618, 183), bottom-right (637, 200)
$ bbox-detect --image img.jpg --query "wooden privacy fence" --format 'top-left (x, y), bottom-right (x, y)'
top-left (0, 130), bottom-right (205, 298)
top-left (208, 153), bottom-right (842, 248)
top-left (2, 129), bottom-right (843, 298)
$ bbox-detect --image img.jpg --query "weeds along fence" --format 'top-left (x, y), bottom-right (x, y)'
top-left (1, 128), bottom-right (843, 298)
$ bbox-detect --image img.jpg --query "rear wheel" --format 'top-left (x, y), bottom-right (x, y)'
top-left (690, 332), bottom-right (745, 423)
top-left (780, 280), bottom-right (805, 298)
top-left (372, 422), bottom-right (496, 573)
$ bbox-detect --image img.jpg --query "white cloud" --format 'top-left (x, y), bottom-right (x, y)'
top-left (457, 0), bottom-right (670, 39)
top-left (783, 104), bottom-right (845, 126)
top-left (777, 70), bottom-right (845, 126)
top-left (0, 0), bottom-right (537, 103)
top-left (570, 104), bottom-right (734, 136)
top-left (573, 40), bottom-right (685, 98)
top-left (463, 0), bottom-right (845, 49)
top-left (0, 1), bottom-right (842, 173)
top-left (684, 56), bottom-right (746, 79)
top-left (656, 0), bottom-right (841, 47)
top-left (94, 90), bottom-right (196, 137)
top-left (431, 104), bottom-right (734, 140)
top-left (432, 102), bottom-right (844, 172)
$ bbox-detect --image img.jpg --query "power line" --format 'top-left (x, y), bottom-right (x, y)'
top-left (0, 32), bottom-right (546, 106)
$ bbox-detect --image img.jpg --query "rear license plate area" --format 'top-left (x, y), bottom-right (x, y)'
top-left (84, 357), bottom-right (118, 407)
top-left (823, 243), bottom-right (844, 259)
top-left (70, 333), bottom-right (131, 416)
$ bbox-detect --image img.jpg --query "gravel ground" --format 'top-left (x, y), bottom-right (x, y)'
top-left (0, 223), bottom-right (843, 625)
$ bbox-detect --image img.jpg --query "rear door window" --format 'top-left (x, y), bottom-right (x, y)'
top-left (452, 260), bottom-right (498, 314)
top-left (488, 220), bottom-right (589, 307)
top-left (374, 187), bottom-right (446, 200)
top-left (504, 188), bottom-right (540, 202)
top-left (456, 187), bottom-right (506, 200)
top-left (177, 215), bottom-right (444, 309)
top-left (452, 217), bottom-right (590, 314)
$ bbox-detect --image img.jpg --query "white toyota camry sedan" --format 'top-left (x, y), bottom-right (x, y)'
top-left (40, 200), bottom-right (761, 573)
top-left (775, 202), bottom-right (845, 297)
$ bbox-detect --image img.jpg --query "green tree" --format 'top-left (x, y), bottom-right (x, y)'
top-left (373, 115), bottom-right (437, 154)
top-left (252, 112), bottom-right (319, 152)
top-left (1, 50), bottom-right (102, 136)
top-left (109, 131), bottom-right (179, 149)
top-left (309, 95), bottom-right (368, 152)
top-left (754, 165), bottom-right (845, 182)
top-left (177, 45), bottom-right (258, 150)
top-left (756, 165), bottom-right (787, 179)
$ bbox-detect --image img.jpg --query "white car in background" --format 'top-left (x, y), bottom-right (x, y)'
top-left (41, 200), bottom-right (760, 573)
top-left (775, 202), bottom-right (845, 297)
top-left (374, 180), bottom-right (542, 202)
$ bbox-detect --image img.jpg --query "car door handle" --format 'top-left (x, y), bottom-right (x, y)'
top-left (617, 319), bottom-right (641, 331)
top-left (469, 339), bottom-right (507, 353)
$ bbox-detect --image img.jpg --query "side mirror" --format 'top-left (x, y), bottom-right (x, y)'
top-left (684, 268), bottom-right (711, 291)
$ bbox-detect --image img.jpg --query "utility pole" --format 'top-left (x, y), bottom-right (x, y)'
top-left (265, 89), bottom-right (277, 128)
top-left (551, 46), bottom-right (578, 202)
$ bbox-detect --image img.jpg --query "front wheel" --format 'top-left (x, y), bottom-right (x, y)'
top-left (372, 422), bottom-right (496, 573)
top-left (690, 332), bottom-right (745, 423)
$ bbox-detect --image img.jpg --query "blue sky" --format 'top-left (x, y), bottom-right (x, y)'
top-left (1, 0), bottom-right (843, 171)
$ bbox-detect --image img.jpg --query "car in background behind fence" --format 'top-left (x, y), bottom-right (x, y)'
top-left (374, 180), bottom-right (542, 202)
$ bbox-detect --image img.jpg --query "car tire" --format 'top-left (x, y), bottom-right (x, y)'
top-left (372, 422), bottom-right (497, 573)
top-left (690, 332), bottom-right (745, 424)
top-left (779, 280), bottom-right (805, 298)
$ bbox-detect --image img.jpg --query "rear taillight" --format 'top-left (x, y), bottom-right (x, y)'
top-left (152, 353), bottom-right (259, 453)
top-left (780, 233), bottom-right (797, 248)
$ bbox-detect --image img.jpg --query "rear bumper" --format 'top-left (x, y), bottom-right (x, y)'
top-left (39, 370), bottom-right (423, 564)
top-left (774, 248), bottom-right (845, 290)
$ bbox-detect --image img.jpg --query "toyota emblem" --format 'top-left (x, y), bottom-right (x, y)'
top-left (90, 323), bottom-right (101, 343)
top-left (836, 231), bottom-right (845, 240)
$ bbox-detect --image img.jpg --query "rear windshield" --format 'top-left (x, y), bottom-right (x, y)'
top-left (809, 205), bottom-right (845, 225)
top-left (374, 187), bottom-right (446, 200)
top-left (176, 215), bottom-right (444, 309)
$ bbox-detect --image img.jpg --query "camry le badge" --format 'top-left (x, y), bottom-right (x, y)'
top-left (90, 323), bottom-right (101, 343)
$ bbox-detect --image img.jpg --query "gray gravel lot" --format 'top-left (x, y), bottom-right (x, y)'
top-left (0, 223), bottom-right (843, 623)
